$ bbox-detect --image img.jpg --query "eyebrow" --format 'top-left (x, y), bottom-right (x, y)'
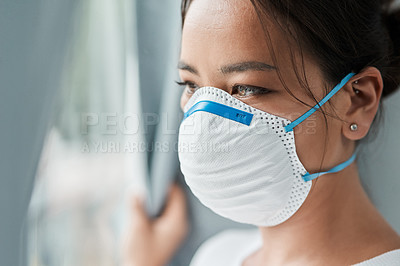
top-left (177, 61), bottom-right (199, 75)
top-left (220, 61), bottom-right (277, 74)
top-left (177, 60), bottom-right (277, 75)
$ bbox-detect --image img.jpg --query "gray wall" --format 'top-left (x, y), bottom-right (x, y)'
top-left (358, 90), bottom-right (400, 234)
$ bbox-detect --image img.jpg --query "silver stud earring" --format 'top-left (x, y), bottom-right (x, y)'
top-left (350, 123), bottom-right (358, 131)
top-left (353, 80), bottom-right (360, 94)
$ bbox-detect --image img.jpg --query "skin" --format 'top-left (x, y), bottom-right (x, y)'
top-left (125, 0), bottom-right (400, 265)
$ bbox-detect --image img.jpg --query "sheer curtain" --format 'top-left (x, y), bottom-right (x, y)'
top-left (0, 1), bottom-right (77, 266)
top-left (27, 0), bottom-right (146, 265)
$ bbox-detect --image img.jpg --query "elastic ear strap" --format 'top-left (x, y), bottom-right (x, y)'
top-left (302, 152), bottom-right (357, 182)
top-left (284, 72), bottom-right (356, 132)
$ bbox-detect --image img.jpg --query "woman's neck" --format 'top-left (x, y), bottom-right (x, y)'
top-left (251, 163), bottom-right (400, 265)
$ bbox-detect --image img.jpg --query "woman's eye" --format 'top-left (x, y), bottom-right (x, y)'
top-left (175, 80), bottom-right (199, 94)
top-left (232, 84), bottom-right (271, 97)
top-left (175, 81), bottom-right (271, 97)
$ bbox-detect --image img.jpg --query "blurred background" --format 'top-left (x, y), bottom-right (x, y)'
top-left (0, 0), bottom-right (399, 266)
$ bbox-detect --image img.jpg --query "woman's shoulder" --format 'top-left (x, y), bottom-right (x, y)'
top-left (189, 228), bottom-right (262, 266)
top-left (189, 228), bottom-right (400, 266)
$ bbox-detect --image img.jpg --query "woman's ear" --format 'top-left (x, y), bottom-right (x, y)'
top-left (342, 66), bottom-right (383, 140)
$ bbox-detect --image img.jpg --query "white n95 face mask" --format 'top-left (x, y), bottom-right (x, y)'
top-left (178, 73), bottom-right (357, 226)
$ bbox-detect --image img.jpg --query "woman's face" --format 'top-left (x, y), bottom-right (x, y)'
top-left (178, 0), bottom-right (354, 172)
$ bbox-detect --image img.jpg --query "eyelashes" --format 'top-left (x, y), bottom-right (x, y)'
top-left (175, 80), bottom-right (272, 96)
top-left (175, 81), bottom-right (198, 94)
top-left (232, 84), bottom-right (272, 97)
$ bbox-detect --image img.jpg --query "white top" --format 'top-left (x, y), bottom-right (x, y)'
top-left (189, 229), bottom-right (400, 266)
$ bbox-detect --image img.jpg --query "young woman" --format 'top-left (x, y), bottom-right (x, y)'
top-left (124, 0), bottom-right (400, 265)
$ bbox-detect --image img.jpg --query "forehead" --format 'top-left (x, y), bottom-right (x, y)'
top-left (181, 0), bottom-right (285, 66)
top-left (183, 0), bottom-right (259, 32)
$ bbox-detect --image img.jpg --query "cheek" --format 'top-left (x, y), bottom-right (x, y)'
top-left (292, 111), bottom-right (344, 172)
top-left (293, 113), bottom-right (327, 170)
